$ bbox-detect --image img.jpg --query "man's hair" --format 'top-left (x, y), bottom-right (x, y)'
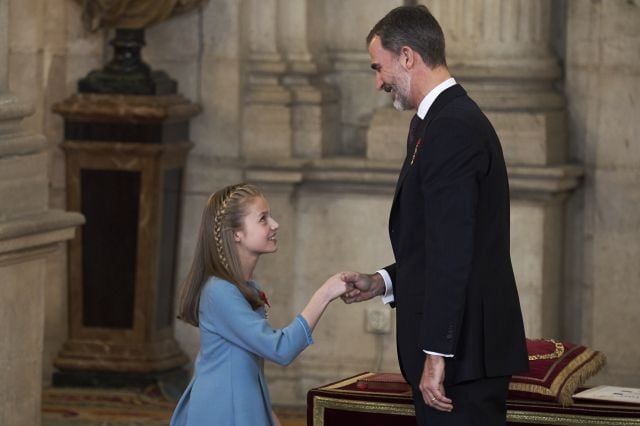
top-left (366, 5), bottom-right (447, 68)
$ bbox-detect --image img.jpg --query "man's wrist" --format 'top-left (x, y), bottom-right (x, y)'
top-left (374, 269), bottom-right (394, 304)
top-left (371, 273), bottom-right (385, 296)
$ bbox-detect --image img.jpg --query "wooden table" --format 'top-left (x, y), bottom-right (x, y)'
top-left (307, 372), bottom-right (640, 425)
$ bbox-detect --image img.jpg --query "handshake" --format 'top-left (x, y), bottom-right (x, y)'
top-left (300, 270), bottom-right (387, 333)
top-left (321, 271), bottom-right (386, 304)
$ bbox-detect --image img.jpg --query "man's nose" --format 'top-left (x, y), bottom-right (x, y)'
top-left (375, 74), bottom-right (385, 91)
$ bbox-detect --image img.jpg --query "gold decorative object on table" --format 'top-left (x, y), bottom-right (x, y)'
top-left (527, 339), bottom-right (565, 361)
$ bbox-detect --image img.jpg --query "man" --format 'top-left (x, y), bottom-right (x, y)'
top-left (341, 6), bottom-right (529, 425)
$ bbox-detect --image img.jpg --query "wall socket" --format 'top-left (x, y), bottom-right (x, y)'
top-left (365, 306), bottom-right (392, 334)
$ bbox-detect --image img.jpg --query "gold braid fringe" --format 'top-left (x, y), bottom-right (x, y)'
top-left (528, 339), bottom-right (565, 361)
top-left (510, 348), bottom-right (607, 407)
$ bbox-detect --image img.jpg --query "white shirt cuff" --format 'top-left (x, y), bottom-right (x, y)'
top-left (376, 269), bottom-right (453, 358)
top-left (424, 350), bottom-right (454, 358)
top-left (376, 269), bottom-right (395, 305)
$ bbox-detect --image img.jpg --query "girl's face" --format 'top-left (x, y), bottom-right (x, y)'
top-left (234, 196), bottom-right (279, 257)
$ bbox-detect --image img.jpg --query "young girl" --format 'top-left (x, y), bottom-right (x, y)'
top-left (170, 183), bottom-right (350, 426)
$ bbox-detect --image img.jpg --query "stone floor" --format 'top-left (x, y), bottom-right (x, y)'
top-left (41, 385), bottom-right (307, 425)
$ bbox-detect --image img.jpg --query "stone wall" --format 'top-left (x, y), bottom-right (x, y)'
top-left (1, 0), bottom-right (83, 423)
top-left (1, 0), bottom-right (638, 412)
top-left (6, 0), bottom-right (103, 386)
top-left (563, 0), bottom-right (640, 386)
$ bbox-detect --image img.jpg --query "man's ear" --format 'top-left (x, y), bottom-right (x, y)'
top-left (400, 46), bottom-right (414, 70)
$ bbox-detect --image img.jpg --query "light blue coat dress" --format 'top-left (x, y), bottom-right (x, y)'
top-left (170, 276), bottom-right (313, 426)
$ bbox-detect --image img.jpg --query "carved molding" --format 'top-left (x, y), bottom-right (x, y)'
top-left (245, 159), bottom-right (582, 196)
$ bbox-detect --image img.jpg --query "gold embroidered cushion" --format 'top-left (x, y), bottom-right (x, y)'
top-left (508, 339), bottom-right (606, 406)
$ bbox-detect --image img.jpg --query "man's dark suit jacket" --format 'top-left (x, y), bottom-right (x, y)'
top-left (384, 84), bottom-right (528, 387)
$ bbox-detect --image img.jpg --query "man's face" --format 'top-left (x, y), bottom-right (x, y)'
top-left (368, 36), bottom-right (413, 111)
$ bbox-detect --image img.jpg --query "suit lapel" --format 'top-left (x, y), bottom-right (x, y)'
top-left (390, 85), bottom-right (467, 218)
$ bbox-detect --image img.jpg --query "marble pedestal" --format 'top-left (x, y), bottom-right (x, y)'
top-left (52, 94), bottom-right (199, 383)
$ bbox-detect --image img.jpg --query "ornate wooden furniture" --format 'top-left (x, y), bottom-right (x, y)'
top-left (53, 93), bottom-right (199, 385)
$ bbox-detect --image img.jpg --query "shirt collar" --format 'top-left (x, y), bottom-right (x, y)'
top-left (416, 77), bottom-right (457, 119)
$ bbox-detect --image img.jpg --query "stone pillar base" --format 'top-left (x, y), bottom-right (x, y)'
top-left (0, 211), bottom-right (83, 425)
top-left (54, 337), bottom-right (188, 374)
top-left (52, 367), bottom-right (190, 400)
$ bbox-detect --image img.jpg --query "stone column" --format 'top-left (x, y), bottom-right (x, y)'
top-left (0, 0), bottom-right (6, 92)
top-left (368, 0), bottom-right (582, 338)
top-left (454, 0), bottom-right (569, 340)
top-left (0, 0), bottom-right (83, 423)
top-left (277, 0), bottom-right (340, 158)
top-left (564, 0), bottom-right (640, 386)
top-left (324, 0), bottom-right (403, 155)
top-left (173, 0), bottom-right (245, 361)
top-left (432, 0), bottom-right (561, 107)
top-left (441, 0), bottom-right (581, 340)
top-left (242, 0), bottom-right (291, 159)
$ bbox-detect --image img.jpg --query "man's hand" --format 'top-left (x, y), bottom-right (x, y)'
top-left (339, 272), bottom-right (384, 303)
top-left (419, 354), bottom-right (453, 412)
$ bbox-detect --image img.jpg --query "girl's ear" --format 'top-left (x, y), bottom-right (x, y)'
top-left (233, 230), bottom-right (242, 243)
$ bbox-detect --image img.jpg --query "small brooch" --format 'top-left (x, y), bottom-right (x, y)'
top-left (259, 290), bottom-right (270, 319)
top-left (258, 290), bottom-right (270, 307)
top-left (410, 138), bottom-right (422, 165)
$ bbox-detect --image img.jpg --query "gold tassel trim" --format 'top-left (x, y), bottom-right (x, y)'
top-left (510, 349), bottom-right (607, 407)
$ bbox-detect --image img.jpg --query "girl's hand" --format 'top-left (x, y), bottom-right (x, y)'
top-left (301, 273), bottom-right (353, 331)
top-left (321, 273), bottom-right (353, 301)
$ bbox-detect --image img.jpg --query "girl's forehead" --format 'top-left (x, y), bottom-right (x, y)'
top-left (246, 196), bottom-right (269, 212)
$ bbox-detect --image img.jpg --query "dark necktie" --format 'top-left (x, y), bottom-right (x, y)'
top-left (407, 113), bottom-right (422, 155)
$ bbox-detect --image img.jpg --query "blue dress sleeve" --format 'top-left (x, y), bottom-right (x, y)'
top-left (200, 279), bottom-right (313, 366)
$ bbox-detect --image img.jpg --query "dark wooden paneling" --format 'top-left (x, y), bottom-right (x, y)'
top-left (81, 169), bottom-right (140, 329)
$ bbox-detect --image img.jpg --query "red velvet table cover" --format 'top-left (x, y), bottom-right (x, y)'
top-left (307, 372), bottom-right (640, 426)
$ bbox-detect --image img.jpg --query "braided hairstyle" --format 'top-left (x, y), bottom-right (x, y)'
top-left (177, 183), bottom-right (265, 327)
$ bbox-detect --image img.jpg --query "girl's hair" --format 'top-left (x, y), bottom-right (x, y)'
top-left (177, 183), bottom-right (265, 327)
